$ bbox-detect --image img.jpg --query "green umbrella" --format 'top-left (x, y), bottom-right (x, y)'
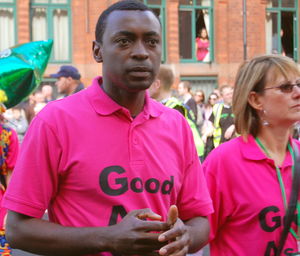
top-left (0, 40), bottom-right (53, 108)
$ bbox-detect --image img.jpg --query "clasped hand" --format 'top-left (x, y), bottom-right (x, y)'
top-left (110, 205), bottom-right (190, 256)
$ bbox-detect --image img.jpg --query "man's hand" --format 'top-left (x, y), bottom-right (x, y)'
top-left (158, 205), bottom-right (190, 256)
top-left (110, 208), bottom-right (169, 255)
top-left (224, 124), bottom-right (235, 140)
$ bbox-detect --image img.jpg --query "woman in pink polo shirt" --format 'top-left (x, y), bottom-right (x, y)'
top-left (204, 54), bottom-right (300, 256)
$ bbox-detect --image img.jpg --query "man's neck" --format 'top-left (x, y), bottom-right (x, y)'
top-left (156, 91), bottom-right (172, 103)
top-left (183, 93), bottom-right (191, 103)
top-left (67, 82), bottom-right (78, 96)
top-left (102, 84), bottom-right (146, 117)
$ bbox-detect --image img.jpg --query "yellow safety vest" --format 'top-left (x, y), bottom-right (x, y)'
top-left (212, 103), bottom-right (223, 148)
top-left (165, 97), bottom-right (204, 157)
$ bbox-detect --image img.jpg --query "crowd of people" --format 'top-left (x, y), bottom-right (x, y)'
top-left (3, 65), bottom-right (85, 145)
top-left (0, 1), bottom-right (299, 256)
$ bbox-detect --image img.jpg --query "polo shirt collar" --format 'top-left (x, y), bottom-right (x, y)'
top-left (87, 76), bottom-right (162, 118)
top-left (241, 134), bottom-right (294, 167)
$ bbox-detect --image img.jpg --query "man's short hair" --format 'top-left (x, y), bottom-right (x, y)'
top-left (157, 66), bottom-right (174, 91)
top-left (180, 81), bottom-right (192, 92)
top-left (95, 0), bottom-right (160, 43)
top-left (219, 84), bottom-right (232, 95)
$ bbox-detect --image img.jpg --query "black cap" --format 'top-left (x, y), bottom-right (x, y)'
top-left (50, 65), bottom-right (81, 80)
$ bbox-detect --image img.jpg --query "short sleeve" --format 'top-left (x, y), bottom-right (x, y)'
top-left (3, 116), bottom-right (62, 218)
top-left (176, 121), bottom-right (213, 220)
top-left (203, 150), bottom-right (232, 241)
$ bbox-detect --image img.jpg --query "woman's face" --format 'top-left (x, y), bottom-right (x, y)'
top-left (208, 95), bottom-right (218, 105)
top-left (259, 71), bottom-right (300, 127)
top-left (195, 92), bottom-right (204, 103)
top-left (201, 29), bottom-right (207, 38)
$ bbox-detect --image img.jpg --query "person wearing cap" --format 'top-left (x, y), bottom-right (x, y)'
top-left (50, 65), bottom-right (85, 97)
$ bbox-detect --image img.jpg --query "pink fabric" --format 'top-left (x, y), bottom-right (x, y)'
top-left (196, 37), bottom-right (209, 61)
top-left (0, 126), bottom-right (18, 229)
top-left (204, 135), bottom-right (300, 256)
top-left (3, 77), bottom-right (213, 255)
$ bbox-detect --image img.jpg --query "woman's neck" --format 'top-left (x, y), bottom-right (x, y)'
top-left (257, 126), bottom-right (291, 166)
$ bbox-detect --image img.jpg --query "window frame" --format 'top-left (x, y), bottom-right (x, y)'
top-left (142, 0), bottom-right (167, 63)
top-left (179, 0), bottom-right (214, 63)
top-left (0, 0), bottom-right (17, 50)
top-left (266, 0), bottom-right (298, 61)
top-left (180, 76), bottom-right (218, 97)
top-left (30, 0), bottom-right (72, 63)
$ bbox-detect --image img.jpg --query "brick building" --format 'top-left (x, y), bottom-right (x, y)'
top-left (0, 0), bottom-right (299, 97)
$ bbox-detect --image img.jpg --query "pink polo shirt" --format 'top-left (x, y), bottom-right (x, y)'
top-left (204, 135), bottom-right (300, 256)
top-left (3, 77), bottom-right (213, 255)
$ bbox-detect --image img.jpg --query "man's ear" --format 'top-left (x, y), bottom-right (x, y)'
top-left (153, 79), bottom-right (161, 90)
top-left (248, 91), bottom-right (263, 111)
top-left (93, 40), bottom-right (103, 63)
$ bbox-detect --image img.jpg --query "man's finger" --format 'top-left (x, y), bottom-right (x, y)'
top-left (167, 205), bottom-right (178, 226)
top-left (129, 208), bottom-right (162, 220)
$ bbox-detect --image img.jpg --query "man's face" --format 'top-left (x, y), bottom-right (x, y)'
top-left (55, 77), bottom-right (70, 94)
top-left (221, 87), bottom-right (233, 106)
top-left (177, 83), bottom-right (186, 96)
top-left (94, 10), bottom-right (162, 92)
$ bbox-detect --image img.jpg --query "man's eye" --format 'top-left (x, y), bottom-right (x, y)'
top-left (117, 39), bottom-right (130, 46)
top-left (147, 39), bottom-right (159, 46)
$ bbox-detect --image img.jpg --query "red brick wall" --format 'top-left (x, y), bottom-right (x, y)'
top-left (15, 0), bottom-right (299, 88)
top-left (17, 0), bottom-right (30, 44)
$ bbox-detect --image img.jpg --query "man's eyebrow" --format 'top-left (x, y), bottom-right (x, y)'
top-left (144, 31), bottom-right (160, 37)
top-left (112, 30), bottom-right (160, 38)
top-left (113, 31), bottom-right (135, 38)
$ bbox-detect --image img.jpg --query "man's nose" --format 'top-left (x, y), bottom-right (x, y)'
top-left (131, 41), bottom-right (149, 59)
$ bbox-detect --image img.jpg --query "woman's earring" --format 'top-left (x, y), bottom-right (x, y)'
top-left (261, 110), bottom-right (269, 126)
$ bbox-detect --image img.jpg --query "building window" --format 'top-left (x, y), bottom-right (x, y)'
top-left (0, 0), bottom-right (16, 51)
top-left (179, 0), bottom-right (213, 63)
top-left (180, 76), bottom-right (217, 98)
top-left (266, 0), bottom-right (298, 61)
top-left (138, 0), bottom-right (166, 62)
top-left (30, 0), bottom-right (71, 62)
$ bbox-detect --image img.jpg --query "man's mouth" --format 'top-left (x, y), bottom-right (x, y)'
top-left (128, 67), bottom-right (152, 78)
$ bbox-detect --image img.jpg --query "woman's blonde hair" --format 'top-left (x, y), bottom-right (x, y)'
top-left (233, 54), bottom-right (300, 138)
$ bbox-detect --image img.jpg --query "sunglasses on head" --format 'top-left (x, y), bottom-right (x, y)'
top-left (263, 82), bottom-right (300, 93)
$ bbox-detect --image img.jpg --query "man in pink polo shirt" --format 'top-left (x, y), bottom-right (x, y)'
top-left (2, 1), bottom-right (213, 256)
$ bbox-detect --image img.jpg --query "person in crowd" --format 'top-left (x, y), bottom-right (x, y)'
top-left (33, 90), bottom-right (47, 116)
top-left (212, 88), bottom-right (221, 102)
top-left (195, 28), bottom-right (209, 62)
top-left (3, 1), bottom-right (213, 256)
top-left (201, 92), bottom-right (218, 159)
top-left (0, 104), bottom-right (19, 255)
top-left (178, 81), bottom-right (198, 122)
top-left (204, 54), bottom-right (300, 255)
top-left (209, 84), bottom-right (235, 148)
top-left (194, 89), bottom-right (205, 131)
top-left (149, 66), bottom-right (205, 160)
top-left (4, 105), bottom-right (28, 144)
top-left (41, 85), bottom-right (55, 103)
top-left (50, 65), bottom-right (85, 98)
top-left (19, 94), bottom-right (35, 125)
top-left (293, 121), bottom-right (300, 140)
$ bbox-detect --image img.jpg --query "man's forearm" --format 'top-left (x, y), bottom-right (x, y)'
top-left (185, 216), bottom-right (210, 253)
top-left (6, 211), bottom-right (112, 256)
